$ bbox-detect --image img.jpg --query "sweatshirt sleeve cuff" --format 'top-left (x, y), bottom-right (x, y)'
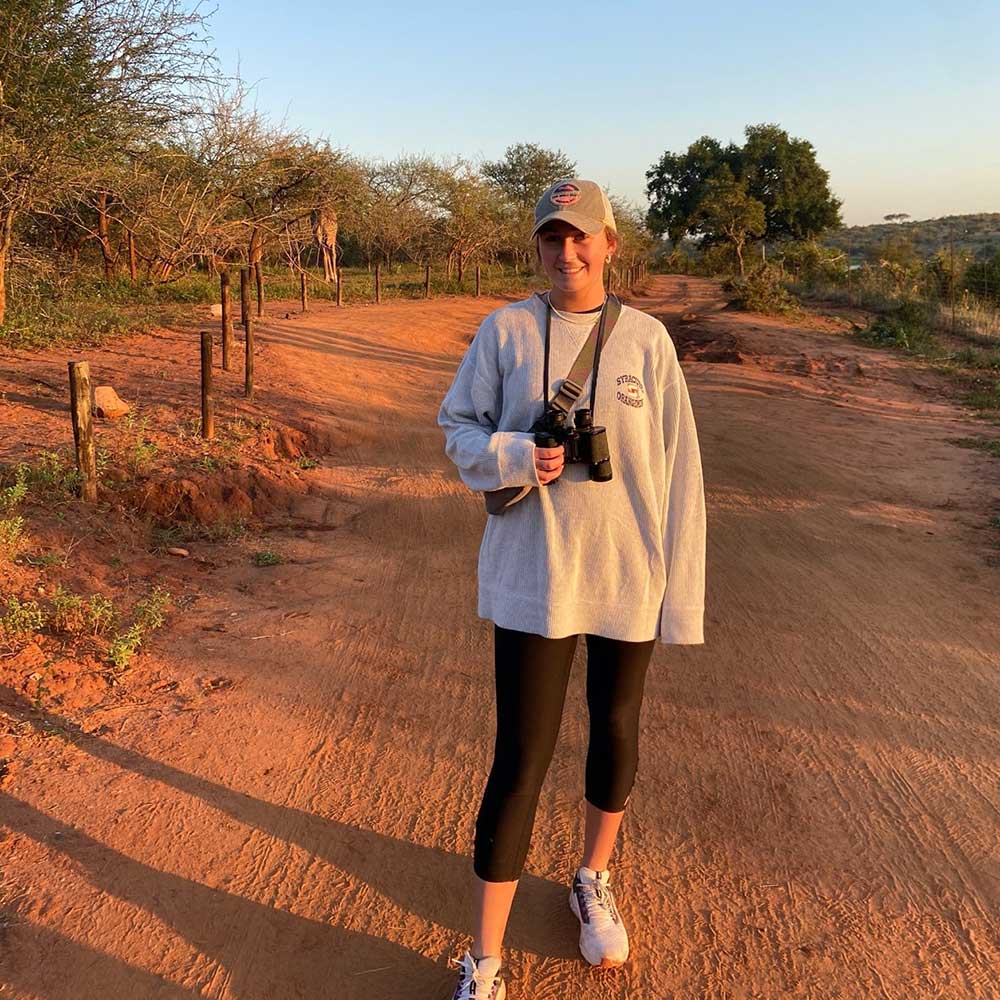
top-left (659, 608), bottom-right (704, 645)
top-left (497, 432), bottom-right (541, 488)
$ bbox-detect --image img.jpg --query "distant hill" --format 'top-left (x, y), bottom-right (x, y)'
top-left (823, 213), bottom-right (1000, 262)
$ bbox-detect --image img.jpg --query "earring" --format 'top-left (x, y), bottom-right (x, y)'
top-left (605, 254), bottom-right (612, 263)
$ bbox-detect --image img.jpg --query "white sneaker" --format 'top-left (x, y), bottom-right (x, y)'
top-left (449, 950), bottom-right (507, 999)
top-left (568, 865), bottom-right (629, 967)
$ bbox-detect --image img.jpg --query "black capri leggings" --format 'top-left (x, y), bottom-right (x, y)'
top-left (473, 623), bottom-right (656, 883)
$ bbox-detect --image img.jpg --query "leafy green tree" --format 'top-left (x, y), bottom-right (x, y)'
top-left (699, 167), bottom-right (765, 276)
top-left (645, 124), bottom-right (841, 250)
top-left (645, 136), bottom-right (740, 247)
top-left (481, 143), bottom-right (576, 209)
top-left (740, 124), bottom-right (842, 240)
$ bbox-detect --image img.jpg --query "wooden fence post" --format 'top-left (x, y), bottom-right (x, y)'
top-left (240, 267), bottom-right (250, 328)
top-left (200, 332), bottom-right (214, 439)
top-left (67, 361), bottom-right (97, 502)
top-left (374, 263), bottom-right (381, 304)
top-left (300, 271), bottom-right (308, 313)
top-left (254, 261), bottom-right (263, 317)
top-left (336, 267), bottom-right (343, 307)
top-left (244, 315), bottom-right (254, 400)
top-left (425, 263), bottom-right (431, 299)
top-left (476, 265), bottom-right (481, 297)
top-left (127, 231), bottom-right (137, 282)
top-left (220, 270), bottom-right (233, 371)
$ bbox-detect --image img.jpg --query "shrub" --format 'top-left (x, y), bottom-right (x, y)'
top-left (252, 550), bottom-right (282, 567)
top-left (0, 464), bottom-right (29, 513)
top-left (859, 298), bottom-right (936, 353)
top-left (0, 597), bottom-right (46, 651)
top-left (50, 587), bottom-right (87, 635)
top-left (726, 265), bottom-right (802, 317)
top-left (107, 586), bottom-right (170, 673)
top-left (0, 516), bottom-right (25, 560)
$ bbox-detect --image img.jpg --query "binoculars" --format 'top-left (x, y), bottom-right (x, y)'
top-left (530, 406), bottom-right (613, 483)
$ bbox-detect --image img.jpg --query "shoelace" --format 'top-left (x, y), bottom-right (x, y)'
top-left (577, 878), bottom-right (621, 928)
top-left (449, 954), bottom-right (500, 999)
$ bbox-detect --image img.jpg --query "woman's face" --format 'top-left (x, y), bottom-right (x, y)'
top-left (537, 221), bottom-right (615, 297)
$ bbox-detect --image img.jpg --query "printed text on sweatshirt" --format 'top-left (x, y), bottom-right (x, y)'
top-left (437, 293), bottom-right (706, 644)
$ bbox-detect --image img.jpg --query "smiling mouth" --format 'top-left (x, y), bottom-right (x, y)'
top-left (558, 266), bottom-right (585, 274)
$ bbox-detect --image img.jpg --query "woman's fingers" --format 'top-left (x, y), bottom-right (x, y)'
top-left (533, 444), bottom-right (564, 484)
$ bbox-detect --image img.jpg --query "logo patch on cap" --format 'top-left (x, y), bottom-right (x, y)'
top-left (550, 182), bottom-right (581, 206)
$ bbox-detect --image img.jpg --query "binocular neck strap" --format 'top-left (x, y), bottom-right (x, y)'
top-left (542, 292), bottom-right (621, 420)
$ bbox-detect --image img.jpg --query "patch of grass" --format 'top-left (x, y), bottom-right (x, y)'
top-left (0, 287), bottom-right (154, 350)
top-left (964, 377), bottom-right (1000, 412)
top-left (186, 517), bottom-right (249, 544)
top-left (252, 550), bottom-right (282, 567)
top-left (297, 457), bottom-right (319, 470)
top-left (23, 450), bottom-right (81, 499)
top-left (951, 437), bottom-right (1000, 458)
top-left (22, 550), bottom-right (68, 569)
top-left (123, 413), bottom-right (159, 475)
top-left (950, 346), bottom-right (1000, 370)
top-left (150, 523), bottom-right (185, 552)
top-left (107, 586), bottom-right (170, 673)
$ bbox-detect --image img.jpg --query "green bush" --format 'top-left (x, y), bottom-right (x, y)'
top-left (252, 550), bottom-right (282, 567)
top-left (725, 265), bottom-right (802, 317)
top-left (0, 464), bottom-right (29, 513)
top-left (0, 516), bottom-right (25, 560)
top-left (859, 298), bottom-right (936, 353)
top-left (107, 586), bottom-right (170, 673)
top-left (0, 596), bottom-right (46, 650)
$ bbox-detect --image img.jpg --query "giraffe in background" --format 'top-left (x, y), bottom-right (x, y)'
top-left (311, 207), bottom-right (338, 282)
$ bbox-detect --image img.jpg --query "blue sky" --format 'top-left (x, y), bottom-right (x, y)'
top-left (210, 1), bottom-right (999, 227)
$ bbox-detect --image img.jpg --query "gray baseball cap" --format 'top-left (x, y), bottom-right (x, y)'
top-left (531, 178), bottom-right (617, 239)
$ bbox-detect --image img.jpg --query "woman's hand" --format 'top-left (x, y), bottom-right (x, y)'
top-left (533, 444), bottom-right (565, 485)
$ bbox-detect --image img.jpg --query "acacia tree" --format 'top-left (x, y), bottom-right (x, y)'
top-left (482, 143), bottom-right (576, 269)
top-left (607, 195), bottom-right (656, 270)
top-left (432, 163), bottom-right (511, 280)
top-left (346, 156), bottom-right (440, 267)
top-left (0, 0), bottom-right (214, 322)
top-left (482, 142), bottom-right (576, 209)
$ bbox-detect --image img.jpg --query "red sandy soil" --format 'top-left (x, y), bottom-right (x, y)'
top-left (0, 276), bottom-right (998, 999)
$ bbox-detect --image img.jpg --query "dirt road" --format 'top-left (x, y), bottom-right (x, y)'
top-left (2, 276), bottom-right (999, 999)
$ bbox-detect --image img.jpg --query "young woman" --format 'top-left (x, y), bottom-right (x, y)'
top-left (437, 178), bottom-right (706, 1000)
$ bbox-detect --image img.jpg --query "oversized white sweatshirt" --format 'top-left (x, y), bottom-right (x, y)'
top-left (437, 292), bottom-right (706, 645)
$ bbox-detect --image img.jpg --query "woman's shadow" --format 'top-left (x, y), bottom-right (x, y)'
top-left (0, 686), bottom-right (578, 999)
